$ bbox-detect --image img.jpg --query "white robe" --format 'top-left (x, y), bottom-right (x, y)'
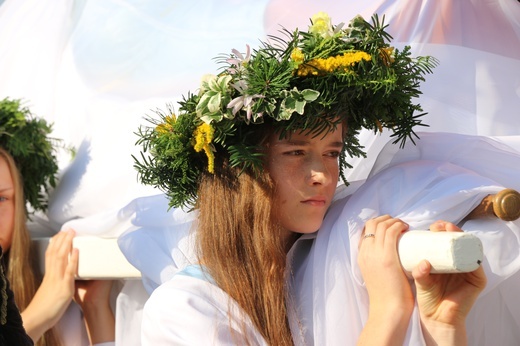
top-left (141, 265), bottom-right (268, 345)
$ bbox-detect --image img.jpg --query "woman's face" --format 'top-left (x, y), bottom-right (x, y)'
top-left (266, 124), bottom-right (343, 238)
top-left (0, 156), bottom-right (15, 251)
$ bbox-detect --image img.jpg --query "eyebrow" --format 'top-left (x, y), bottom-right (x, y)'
top-left (329, 141), bottom-right (345, 148)
top-left (282, 139), bottom-right (344, 148)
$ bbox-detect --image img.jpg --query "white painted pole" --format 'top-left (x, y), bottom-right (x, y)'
top-left (398, 231), bottom-right (483, 274)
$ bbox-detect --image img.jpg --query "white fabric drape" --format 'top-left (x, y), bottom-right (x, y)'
top-left (1, 0), bottom-right (519, 344)
top-left (264, 0), bottom-right (520, 181)
top-left (292, 133), bottom-right (520, 345)
top-left (0, 0), bottom-right (269, 344)
top-left (0, 0), bottom-right (270, 226)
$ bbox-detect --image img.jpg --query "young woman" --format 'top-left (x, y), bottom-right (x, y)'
top-left (0, 99), bottom-right (115, 346)
top-left (136, 12), bottom-right (485, 345)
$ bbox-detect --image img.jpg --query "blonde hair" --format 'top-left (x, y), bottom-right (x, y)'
top-left (196, 155), bottom-right (293, 345)
top-left (0, 148), bottom-right (61, 346)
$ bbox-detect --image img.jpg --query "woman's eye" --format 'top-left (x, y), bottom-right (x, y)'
top-left (326, 151), bottom-right (341, 158)
top-left (285, 150), bottom-right (305, 156)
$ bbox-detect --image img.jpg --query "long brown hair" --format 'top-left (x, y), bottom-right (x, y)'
top-left (196, 152), bottom-right (293, 345)
top-left (0, 148), bottom-right (61, 346)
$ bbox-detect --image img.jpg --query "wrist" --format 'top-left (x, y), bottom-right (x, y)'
top-left (358, 304), bottom-right (413, 345)
top-left (81, 302), bottom-right (115, 344)
top-left (421, 319), bottom-right (467, 346)
top-left (21, 305), bottom-right (56, 343)
top-left (368, 297), bottom-right (414, 324)
top-left (81, 301), bottom-right (113, 322)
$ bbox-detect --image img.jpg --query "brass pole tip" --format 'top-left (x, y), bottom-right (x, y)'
top-left (493, 188), bottom-right (520, 221)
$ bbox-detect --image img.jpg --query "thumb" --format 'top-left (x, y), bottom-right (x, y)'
top-left (66, 248), bottom-right (79, 280)
top-left (412, 260), bottom-right (434, 290)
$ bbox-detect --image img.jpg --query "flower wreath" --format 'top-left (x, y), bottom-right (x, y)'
top-left (0, 98), bottom-right (59, 214)
top-left (134, 12), bottom-right (438, 209)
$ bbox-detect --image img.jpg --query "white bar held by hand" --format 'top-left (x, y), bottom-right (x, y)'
top-left (33, 236), bottom-right (142, 279)
top-left (398, 231), bottom-right (483, 274)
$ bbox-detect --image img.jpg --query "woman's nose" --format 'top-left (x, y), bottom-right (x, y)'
top-left (307, 159), bottom-right (331, 186)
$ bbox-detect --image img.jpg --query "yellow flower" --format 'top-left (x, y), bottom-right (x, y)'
top-left (156, 114), bottom-right (176, 134)
top-left (193, 123), bottom-right (215, 173)
top-left (309, 12), bottom-right (333, 38)
top-left (380, 47), bottom-right (395, 66)
top-left (291, 48), bottom-right (305, 63)
top-left (296, 51), bottom-right (371, 76)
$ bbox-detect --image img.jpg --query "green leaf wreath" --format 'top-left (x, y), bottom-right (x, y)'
top-left (0, 98), bottom-right (60, 214)
top-left (134, 12), bottom-right (438, 209)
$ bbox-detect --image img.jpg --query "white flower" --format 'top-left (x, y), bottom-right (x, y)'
top-left (227, 45), bottom-right (251, 75)
top-left (227, 80), bottom-right (264, 121)
top-left (309, 12), bottom-right (334, 38)
top-left (199, 74), bottom-right (217, 94)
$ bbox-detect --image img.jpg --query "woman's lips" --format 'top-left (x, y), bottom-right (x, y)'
top-left (301, 197), bottom-right (327, 206)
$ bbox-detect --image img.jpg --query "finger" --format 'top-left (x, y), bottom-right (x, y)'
top-left (365, 215), bottom-right (392, 239)
top-left (360, 215), bottom-right (392, 247)
top-left (375, 217), bottom-right (408, 248)
top-left (47, 230), bottom-right (74, 254)
top-left (411, 260), bottom-right (435, 289)
top-left (429, 220), bottom-right (447, 232)
top-left (429, 220), bottom-right (462, 233)
top-left (364, 215), bottom-right (392, 234)
top-left (66, 247), bottom-right (79, 280)
top-left (361, 216), bottom-right (408, 251)
top-left (359, 230), bottom-right (376, 248)
top-left (469, 266), bottom-right (487, 293)
top-left (45, 230), bottom-right (75, 274)
top-left (444, 222), bottom-right (462, 233)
